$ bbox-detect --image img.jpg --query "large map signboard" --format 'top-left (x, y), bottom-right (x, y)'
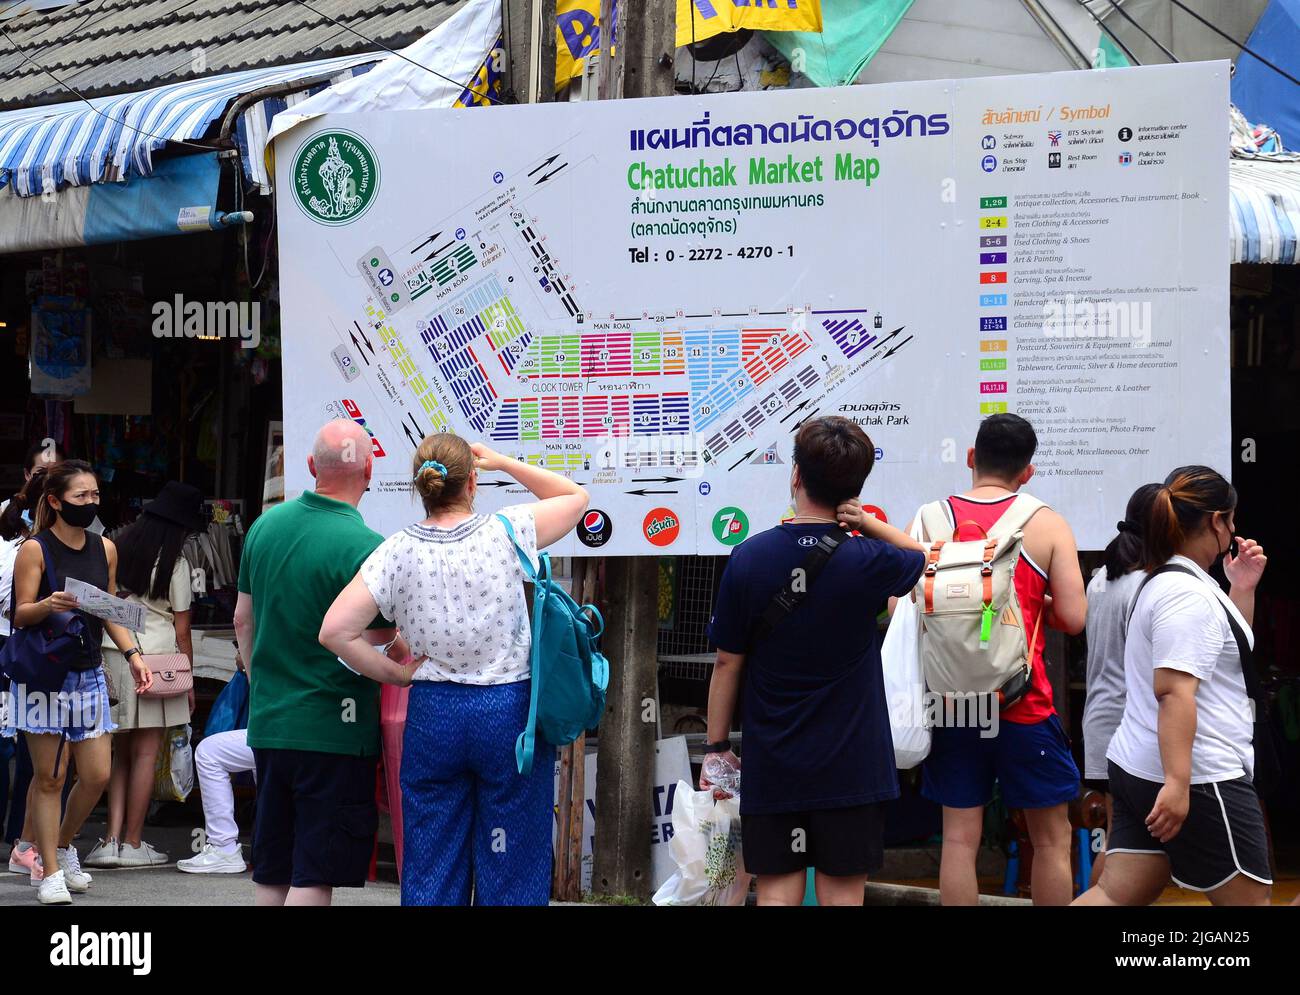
top-left (275, 62), bottom-right (1229, 554)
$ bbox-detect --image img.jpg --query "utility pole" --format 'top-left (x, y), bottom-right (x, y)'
top-left (591, 0), bottom-right (676, 902)
top-left (504, 0), bottom-right (557, 105)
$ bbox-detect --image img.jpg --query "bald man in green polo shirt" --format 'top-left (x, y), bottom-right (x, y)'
top-left (235, 419), bottom-right (413, 906)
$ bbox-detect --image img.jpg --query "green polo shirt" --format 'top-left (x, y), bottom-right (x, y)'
top-left (238, 490), bottom-right (389, 756)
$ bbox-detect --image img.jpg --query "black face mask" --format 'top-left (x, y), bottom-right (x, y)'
top-left (56, 502), bottom-right (99, 529)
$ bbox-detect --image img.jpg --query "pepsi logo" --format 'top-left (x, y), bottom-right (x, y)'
top-left (578, 508), bottom-right (612, 548)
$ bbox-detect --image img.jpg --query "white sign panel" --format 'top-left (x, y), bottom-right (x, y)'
top-left (552, 735), bottom-right (692, 893)
top-left (275, 62), bottom-right (1229, 553)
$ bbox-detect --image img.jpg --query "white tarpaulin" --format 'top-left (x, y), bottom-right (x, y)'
top-left (274, 61), bottom-right (1230, 554)
top-left (264, 0), bottom-right (502, 165)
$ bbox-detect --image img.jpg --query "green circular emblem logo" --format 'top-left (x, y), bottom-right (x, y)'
top-left (712, 507), bottom-right (749, 546)
top-left (291, 130), bottom-right (380, 226)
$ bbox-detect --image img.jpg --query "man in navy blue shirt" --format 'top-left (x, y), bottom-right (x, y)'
top-left (704, 416), bottom-right (925, 906)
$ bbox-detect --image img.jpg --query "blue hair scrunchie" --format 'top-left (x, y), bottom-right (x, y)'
top-left (417, 460), bottom-right (448, 480)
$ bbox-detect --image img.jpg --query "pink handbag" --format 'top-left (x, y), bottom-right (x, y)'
top-left (137, 654), bottom-right (193, 699)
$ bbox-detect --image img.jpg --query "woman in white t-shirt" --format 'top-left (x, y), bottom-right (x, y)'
top-left (1074, 466), bottom-right (1270, 906)
top-left (321, 434), bottom-right (588, 906)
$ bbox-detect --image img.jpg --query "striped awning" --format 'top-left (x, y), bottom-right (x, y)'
top-left (0, 52), bottom-right (382, 199)
top-left (1230, 156), bottom-right (1300, 265)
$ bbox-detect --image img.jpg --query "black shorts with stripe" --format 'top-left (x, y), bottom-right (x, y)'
top-left (1106, 761), bottom-right (1272, 892)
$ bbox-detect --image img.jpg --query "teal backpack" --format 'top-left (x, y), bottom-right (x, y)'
top-left (497, 514), bottom-right (609, 774)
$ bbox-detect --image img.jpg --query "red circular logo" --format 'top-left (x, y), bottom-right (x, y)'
top-left (643, 507), bottom-right (681, 547)
top-left (861, 504), bottom-right (887, 524)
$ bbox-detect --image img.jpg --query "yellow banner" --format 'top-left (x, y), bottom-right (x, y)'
top-left (556, 0), bottom-right (604, 87)
top-left (557, 1), bottom-right (823, 90)
top-left (676, 0), bottom-right (823, 49)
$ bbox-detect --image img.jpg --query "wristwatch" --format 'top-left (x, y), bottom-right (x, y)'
top-left (704, 739), bottom-right (733, 755)
top-left (124, 648), bottom-right (142, 661)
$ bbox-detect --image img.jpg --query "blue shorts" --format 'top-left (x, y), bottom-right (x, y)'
top-left (1, 666), bottom-right (116, 741)
top-left (922, 713), bottom-right (1080, 810)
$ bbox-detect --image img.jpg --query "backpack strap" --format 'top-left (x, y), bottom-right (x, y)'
top-left (746, 529), bottom-right (848, 653)
top-left (1125, 563), bottom-right (1258, 701)
top-left (495, 513), bottom-right (538, 581)
top-left (917, 501), bottom-right (953, 544)
top-left (985, 494), bottom-right (1047, 542)
top-left (496, 513), bottom-right (547, 775)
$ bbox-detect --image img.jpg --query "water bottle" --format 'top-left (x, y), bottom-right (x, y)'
top-left (702, 753), bottom-right (741, 795)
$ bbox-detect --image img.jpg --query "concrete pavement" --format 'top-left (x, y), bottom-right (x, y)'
top-left (0, 817), bottom-right (400, 907)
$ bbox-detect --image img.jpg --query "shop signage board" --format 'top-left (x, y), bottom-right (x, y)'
top-left (276, 62), bottom-right (1229, 553)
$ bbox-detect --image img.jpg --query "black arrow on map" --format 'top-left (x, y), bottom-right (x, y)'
top-left (535, 162), bottom-right (568, 185)
top-left (789, 414), bottom-right (817, 434)
top-left (410, 231), bottom-right (442, 254)
top-left (406, 413), bottom-right (425, 438)
top-left (727, 450), bottom-right (756, 471)
top-left (422, 240), bottom-right (456, 263)
top-left (352, 321), bottom-right (375, 355)
top-left (883, 335), bottom-right (914, 359)
top-left (403, 424), bottom-right (419, 449)
top-left (348, 331), bottom-right (371, 365)
top-left (477, 480), bottom-right (515, 488)
top-left (625, 488), bottom-right (678, 496)
top-left (632, 476), bottom-right (685, 484)
top-left (528, 154), bottom-right (560, 177)
top-left (872, 325), bottom-right (905, 350)
top-left (779, 399), bottom-right (811, 424)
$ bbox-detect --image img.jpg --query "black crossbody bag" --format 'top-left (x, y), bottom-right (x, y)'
top-left (1128, 564), bottom-right (1282, 797)
top-left (746, 529), bottom-right (848, 652)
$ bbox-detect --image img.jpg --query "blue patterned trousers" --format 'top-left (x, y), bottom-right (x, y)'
top-left (399, 679), bottom-right (554, 906)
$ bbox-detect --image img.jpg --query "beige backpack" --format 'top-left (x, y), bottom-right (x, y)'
top-left (913, 494), bottom-right (1047, 707)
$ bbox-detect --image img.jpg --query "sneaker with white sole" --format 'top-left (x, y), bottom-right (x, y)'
top-left (8, 843), bottom-right (39, 875)
top-left (57, 847), bottom-right (91, 893)
top-left (116, 841), bottom-right (169, 867)
top-left (177, 843), bottom-right (247, 875)
top-left (37, 868), bottom-right (72, 905)
top-left (84, 838), bottom-right (121, 868)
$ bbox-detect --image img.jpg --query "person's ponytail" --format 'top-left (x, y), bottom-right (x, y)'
top-left (1140, 465), bottom-right (1236, 571)
top-left (0, 466), bottom-right (47, 541)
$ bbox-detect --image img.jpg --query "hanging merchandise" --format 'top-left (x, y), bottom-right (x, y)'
top-left (30, 296), bottom-right (93, 397)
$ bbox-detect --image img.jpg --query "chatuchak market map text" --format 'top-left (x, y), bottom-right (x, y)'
top-left (275, 61), bottom-right (1229, 555)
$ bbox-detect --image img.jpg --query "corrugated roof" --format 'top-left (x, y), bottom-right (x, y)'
top-left (0, 0), bottom-right (473, 110)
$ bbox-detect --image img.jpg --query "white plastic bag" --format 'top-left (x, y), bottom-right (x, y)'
top-left (882, 508), bottom-right (930, 769)
top-left (652, 780), bottom-right (752, 906)
top-left (153, 724), bottom-right (194, 802)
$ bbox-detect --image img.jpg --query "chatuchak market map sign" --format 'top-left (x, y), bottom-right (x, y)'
top-left (274, 62), bottom-right (1229, 555)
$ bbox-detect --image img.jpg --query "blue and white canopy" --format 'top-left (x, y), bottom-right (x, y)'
top-left (0, 52), bottom-right (381, 198)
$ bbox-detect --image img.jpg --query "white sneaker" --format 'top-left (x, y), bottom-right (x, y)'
top-left (84, 837), bottom-right (121, 868)
top-left (37, 868), bottom-right (72, 905)
top-left (57, 846), bottom-right (91, 892)
top-left (116, 841), bottom-right (169, 867)
top-left (177, 843), bottom-right (247, 875)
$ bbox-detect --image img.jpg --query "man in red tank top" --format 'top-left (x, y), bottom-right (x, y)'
top-left (842, 414), bottom-right (1087, 905)
top-left (930, 415), bottom-right (1086, 904)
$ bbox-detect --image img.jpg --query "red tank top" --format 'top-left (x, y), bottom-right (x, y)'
top-left (946, 494), bottom-right (1055, 724)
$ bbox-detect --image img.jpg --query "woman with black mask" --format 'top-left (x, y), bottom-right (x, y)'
top-left (1, 460), bottom-right (152, 904)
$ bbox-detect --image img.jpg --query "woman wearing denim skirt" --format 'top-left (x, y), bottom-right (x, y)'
top-left (3, 460), bottom-right (152, 904)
